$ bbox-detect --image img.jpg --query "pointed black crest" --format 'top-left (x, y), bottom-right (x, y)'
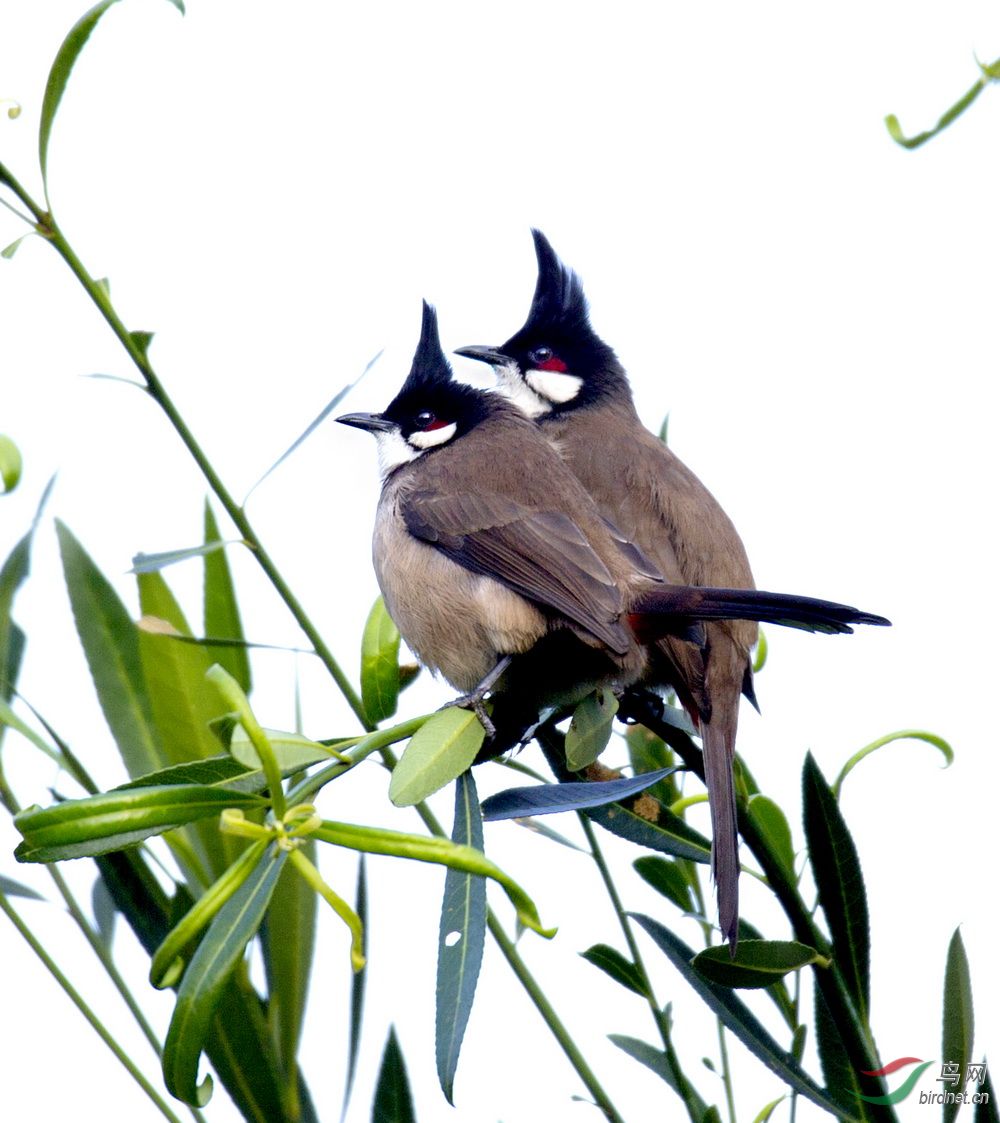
top-left (401, 300), bottom-right (454, 393)
top-left (525, 229), bottom-right (590, 334)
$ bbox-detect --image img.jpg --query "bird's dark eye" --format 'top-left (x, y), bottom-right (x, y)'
top-left (415, 409), bottom-right (449, 431)
top-left (529, 347), bottom-right (553, 365)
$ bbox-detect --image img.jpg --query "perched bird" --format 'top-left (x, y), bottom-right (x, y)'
top-left (455, 230), bottom-right (888, 947)
top-left (339, 303), bottom-right (887, 799)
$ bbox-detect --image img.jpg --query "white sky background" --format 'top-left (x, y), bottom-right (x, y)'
top-left (2, 2), bottom-right (999, 1121)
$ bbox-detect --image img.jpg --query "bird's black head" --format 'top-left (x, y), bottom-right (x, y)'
top-left (337, 301), bottom-right (492, 477)
top-left (456, 229), bottom-right (627, 418)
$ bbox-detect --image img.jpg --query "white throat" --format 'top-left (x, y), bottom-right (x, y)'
top-left (525, 367), bottom-right (584, 405)
top-left (374, 422), bottom-right (457, 479)
top-left (493, 359), bottom-right (552, 419)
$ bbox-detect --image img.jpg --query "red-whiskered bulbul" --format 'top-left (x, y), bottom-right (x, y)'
top-left (455, 231), bottom-right (889, 947)
top-left (339, 303), bottom-right (887, 799)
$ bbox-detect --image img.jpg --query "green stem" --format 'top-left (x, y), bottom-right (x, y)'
top-left (0, 890), bottom-right (189, 1123)
top-left (486, 911), bottom-right (626, 1123)
top-left (578, 815), bottom-right (701, 1123)
top-left (0, 160), bottom-right (368, 730)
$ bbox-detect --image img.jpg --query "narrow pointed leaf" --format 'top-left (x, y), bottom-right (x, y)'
top-left (693, 940), bottom-right (823, 989)
top-left (361, 597), bottom-right (401, 725)
top-left (263, 839), bottom-right (318, 1119)
top-left (91, 877), bottom-right (116, 944)
top-left (0, 875), bottom-right (44, 901)
top-left (752, 1097), bottom-right (786, 1123)
top-left (0, 698), bottom-right (63, 765)
top-left (633, 855), bottom-right (695, 913)
top-left (152, 840), bottom-right (268, 988)
top-left (631, 913), bottom-right (858, 1121)
top-left (564, 689), bottom-right (618, 770)
top-left (39, 1), bottom-right (121, 193)
top-left (115, 755), bottom-right (257, 791)
top-left (747, 795), bottom-right (795, 877)
top-left (341, 857), bottom-right (368, 1123)
top-left (942, 928), bottom-right (974, 1123)
top-left (538, 729), bottom-right (710, 861)
top-left (57, 521), bottom-right (162, 778)
top-left (973, 1063), bottom-right (998, 1123)
top-left (131, 540), bottom-right (232, 574)
top-left (436, 770), bottom-right (486, 1103)
top-left (14, 785), bottom-right (266, 862)
top-left (203, 501), bottom-right (251, 692)
top-left (137, 571), bottom-right (226, 766)
top-left (163, 843), bottom-right (288, 1106)
top-left (312, 819), bottom-right (554, 938)
top-left (802, 753), bottom-right (870, 1016)
top-left (372, 1026), bottom-right (415, 1123)
top-left (388, 708), bottom-right (484, 806)
top-left (2, 234), bottom-right (34, 260)
top-left (230, 727), bottom-right (339, 772)
top-left (481, 767), bottom-right (676, 820)
top-left (609, 1035), bottom-right (708, 1114)
top-left (0, 435), bottom-right (21, 493)
top-left (581, 944), bottom-right (647, 996)
top-left (832, 730), bottom-right (953, 798)
top-left (246, 349), bottom-right (383, 501)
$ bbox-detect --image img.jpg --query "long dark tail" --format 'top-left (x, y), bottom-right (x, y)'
top-left (631, 585), bottom-right (890, 635)
top-left (703, 716), bottom-right (740, 951)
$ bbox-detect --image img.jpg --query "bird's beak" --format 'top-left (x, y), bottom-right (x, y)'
top-left (336, 412), bottom-right (395, 433)
top-left (454, 345), bottom-right (509, 367)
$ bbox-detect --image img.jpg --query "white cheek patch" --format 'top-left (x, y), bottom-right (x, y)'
top-left (375, 429), bottom-right (421, 478)
top-left (494, 360), bottom-right (551, 418)
top-left (525, 367), bottom-right (584, 405)
top-left (409, 421), bottom-right (457, 450)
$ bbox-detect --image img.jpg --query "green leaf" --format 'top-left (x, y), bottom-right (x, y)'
top-left (747, 795), bottom-right (795, 877)
top-left (14, 784), bottom-right (266, 862)
top-left (0, 875), bottom-right (44, 901)
top-left (481, 768), bottom-right (677, 820)
top-left (610, 1034), bottom-right (709, 1115)
top-left (372, 1026), bottom-right (415, 1123)
top-left (633, 855), bottom-right (695, 913)
top-left (564, 689), bottom-right (618, 770)
top-left (115, 755), bottom-right (257, 792)
top-left (229, 727), bottom-right (338, 773)
top-left (131, 540), bottom-right (231, 574)
top-left (973, 1062), bottom-right (998, 1123)
top-left (942, 928), bottom-right (975, 1123)
top-left (631, 914), bottom-right (858, 1121)
top-left (262, 835), bottom-right (318, 1121)
top-left (163, 842), bottom-right (288, 1106)
top-left (39, 0), bottom-right (122, 195)
top-left (580, 943), bottom-right (647, 997)
top-left (245, 349), bottom-right (383, 501)
top-left (813, 978), bottom-right (869, 1116)
top-left (832, 729), bottom-right (953, 798)
top-left (693, 940), bottom-right (824, 989)
top-left (436, 770), bottom-right (486, 1103)
top-left (388, 708), bottom-right (484, 806)
top-left (203, 501), bottom-right (251, 693)
top-left (313, 819), bottom-right (555, 938)
top-left (342, 857), bottom-right (368, 1122)
top-left (57, 521), bottom-right (163, 779)
top-left (538, 726), bottom-right (710, 861)
top-left (137, 571), bottom-right (225, 767)
top-left (1, 234), bottom-right (34, 260)
top-left (0, 435), bottom-right (22, 493)
top-left (361, 597), bottom-right (401, 725)
top-left (626, 724), bottom-right (683, 806)
top-left (885, 75), bottom-right (987, 151)
top-left (802, 753), bottom-right (870, 1017)
top-left (751, 1096), bottom-right (786, 1123)
top-left (151, 840), bottom-right (268, 989)
top-left (0, 697), bottom-right (62, 765)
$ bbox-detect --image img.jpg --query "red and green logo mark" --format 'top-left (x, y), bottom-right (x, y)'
top-left (858, 1058), bottom-right (990, 1106)
top-left (859, 1058), bottom-right (934, 1104)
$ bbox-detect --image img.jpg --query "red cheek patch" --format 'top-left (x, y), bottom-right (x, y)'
top-left (424, 418), bottom-right (452, 430)
top-left (538, 356), bottom-right (568, 372)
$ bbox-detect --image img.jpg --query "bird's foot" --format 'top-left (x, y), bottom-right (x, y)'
top-left (444, 690), bottom-right (497, 739)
